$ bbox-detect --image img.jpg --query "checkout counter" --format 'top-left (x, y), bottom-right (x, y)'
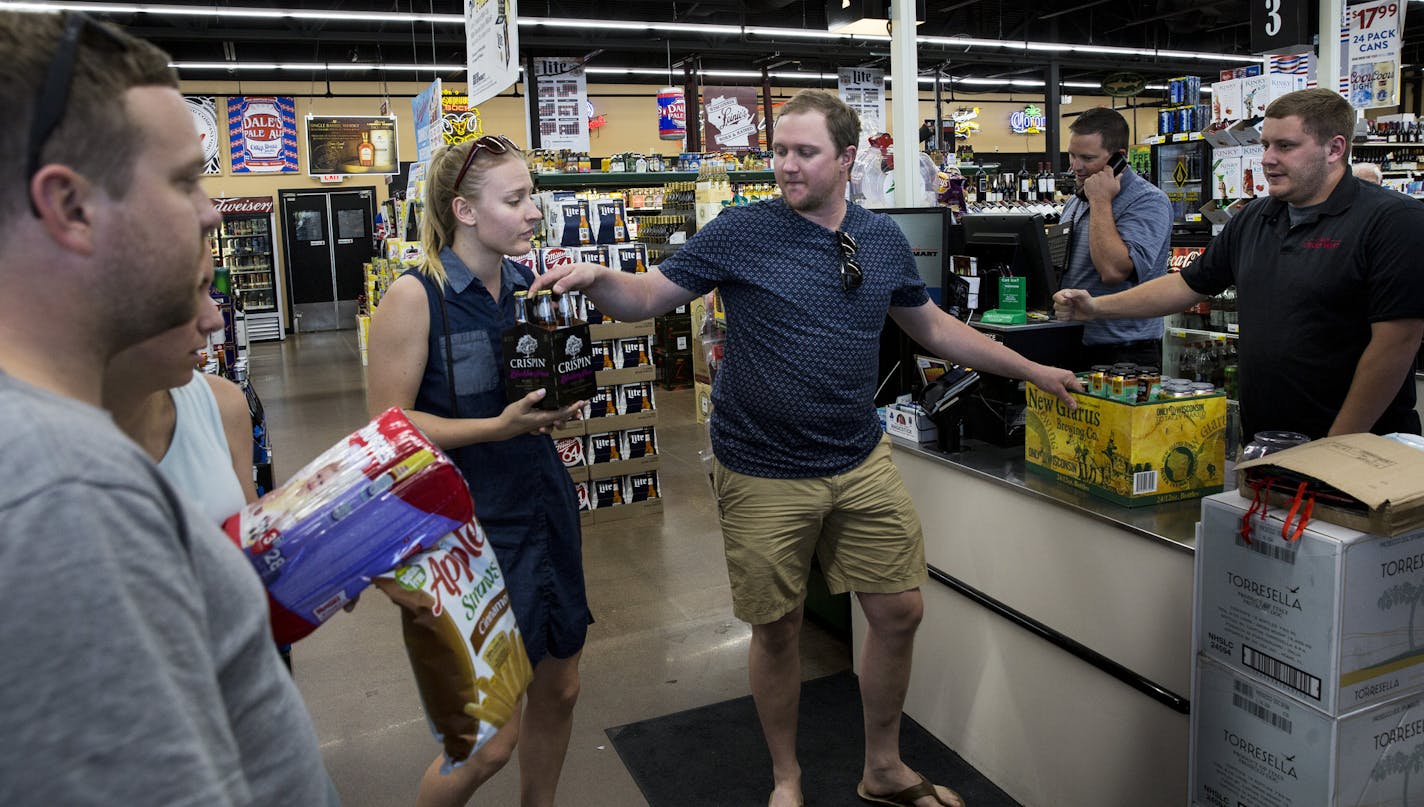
top-left (854, 436), bottom-right (1205, 806)
top-left (863, 211), bottom-right (1202, 806)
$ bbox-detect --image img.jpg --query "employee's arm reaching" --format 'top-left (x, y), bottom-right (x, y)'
top-left (1329, 319), bottom-right (1424, 435)
top-left (1054, 271), bottom-right (1206, 322)
top-left (890, 301), bottom-right (1082, 408)
top-left (528, 262), bottom-right (693, 322)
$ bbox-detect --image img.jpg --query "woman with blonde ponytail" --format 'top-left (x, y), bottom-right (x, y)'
top-left (367, 135), bottom-right (591, 807)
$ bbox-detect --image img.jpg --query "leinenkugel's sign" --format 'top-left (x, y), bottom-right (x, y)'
top-left (211, 196), bottom-right (275, 215)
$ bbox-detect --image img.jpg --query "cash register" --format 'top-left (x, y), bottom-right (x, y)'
top-left (955, 213), bottom-right (1083, 446)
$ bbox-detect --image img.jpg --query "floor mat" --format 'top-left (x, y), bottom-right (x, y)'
top-left (606, 671), bottom-right (1023, 807)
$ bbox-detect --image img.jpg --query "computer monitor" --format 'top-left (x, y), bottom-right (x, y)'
top-left (960, 213), bottom-right (1064, 312)
top-left (879, 207), bottom-right (949, 305)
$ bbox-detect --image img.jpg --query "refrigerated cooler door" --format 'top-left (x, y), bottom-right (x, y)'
top-left (1153, 141), bottom-right (1211, 224)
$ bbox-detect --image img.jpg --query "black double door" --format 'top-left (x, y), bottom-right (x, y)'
top-left (279, 188), bottom-right (375, 332)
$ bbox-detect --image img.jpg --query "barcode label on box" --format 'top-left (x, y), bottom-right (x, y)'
top-left (1243, 643), bottom-right (1322, 701)
top-left (1133, 470), bottom-right (1158, 495)
top-left (1232, 691), bottom-right (1293, 734)
top-left (1231, 679), bottom-right (1293, 733)
top-left (1236, 525), bottom-right (1298, 564)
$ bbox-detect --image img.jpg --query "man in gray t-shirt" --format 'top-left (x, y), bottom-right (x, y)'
top-left (0, 12), bottom-right (334, 805)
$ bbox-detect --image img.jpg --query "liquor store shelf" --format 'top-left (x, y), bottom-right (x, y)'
top-left (534, 170), bottom-right (775, 189)
top-left (1168, 326), bottom-right (1238, 339)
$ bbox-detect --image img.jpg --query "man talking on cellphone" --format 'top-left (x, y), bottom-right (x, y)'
top-left (1059, 107), bottom-right (1173, 368)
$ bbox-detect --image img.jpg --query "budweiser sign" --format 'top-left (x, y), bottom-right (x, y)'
top-left (211, 197), bottom-right (275, 215)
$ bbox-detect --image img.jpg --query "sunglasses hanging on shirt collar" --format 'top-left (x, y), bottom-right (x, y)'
top-left (836, 231), bottom-right (863, 292)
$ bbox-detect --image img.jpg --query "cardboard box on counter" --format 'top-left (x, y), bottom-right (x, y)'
top-left (1024, 382), bottom-right (1226, 507)
top-left (1236, 433), bottom-right (1424, 537)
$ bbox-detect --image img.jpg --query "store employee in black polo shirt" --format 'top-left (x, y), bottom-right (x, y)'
top-left (1055, 88), bottom-right (1424, 441)
top-left (1059, 107), bottom-right (1173, 368)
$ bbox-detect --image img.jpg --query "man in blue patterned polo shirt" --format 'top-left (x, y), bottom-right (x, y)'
top-left (534, 90), bottom-right (1079, 807)
top-left (1059, 107), bottom-right (1172, 368)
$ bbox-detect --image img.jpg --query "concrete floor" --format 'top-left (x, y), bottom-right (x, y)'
top-left (249, 330), bottom-right (851, 807)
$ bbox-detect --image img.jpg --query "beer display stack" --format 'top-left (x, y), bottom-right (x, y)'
top-left (1189, 491), bottom-right (1424, 806)
top-left (526, 188), bottom-right (663, 525)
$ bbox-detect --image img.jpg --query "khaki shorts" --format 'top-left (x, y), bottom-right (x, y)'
top-left (711, 434), bottom-right (927, 625)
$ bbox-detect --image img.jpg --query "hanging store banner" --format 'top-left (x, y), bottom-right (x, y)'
top-left (533, 57), bottom-right (591, 152)
top-left (702, 86), bottom-right (761, 152)
top-left (1344, 0), bottom-right (1405, 109)
top-left (305, 116), bottom-right (400, 176)
top-left (442, 89), bottom-right (485, 146)
top-left (412, 78), bottom-right (443, 163)
top-left (228, 96), bottom-right (299, 174)
top-left (466, 0), bottom-right (520, 108)
top-left (837, 67), bottom-right (885, 152)
top-left (185, 95), bottom-right (222, 175)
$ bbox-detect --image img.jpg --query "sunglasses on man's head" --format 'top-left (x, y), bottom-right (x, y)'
top-left (27, 13), bottom-right (128, 216)
top-left (453, 134), bottom-right (519, 189)
top-left (837, 230), bottom-right (863, 292)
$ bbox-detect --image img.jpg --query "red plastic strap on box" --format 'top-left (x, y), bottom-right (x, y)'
top-left (1280, 480), bottom-right (1313, 543)
top-left (1239, 475), bottom-right (1275, 544)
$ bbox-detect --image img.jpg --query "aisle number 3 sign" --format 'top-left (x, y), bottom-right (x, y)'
top-left (1251, 0), bottom-right (1311, 53)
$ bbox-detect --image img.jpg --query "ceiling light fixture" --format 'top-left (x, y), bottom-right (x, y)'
top-left (5, 3), bottom-right (1260, 65)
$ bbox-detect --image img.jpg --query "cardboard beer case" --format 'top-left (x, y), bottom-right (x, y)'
top-left (501, 319), bottom-right (596, 411)
top-left (1024, 382), bottom-right (1226, 507)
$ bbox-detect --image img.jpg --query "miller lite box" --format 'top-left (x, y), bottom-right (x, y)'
top-left (585, 386), bottom-right (615, 419)
top-left (583, 295), bottom-right (609, 325)
top-left (591, 476), bottom-right (624, 508)
top-left (614, 337), bottom-right (650, 369)
top-left (591, 198), bottom-right (629, 244)
top-left (1190, 653), bottom-right (1424, 807)
top-left (1195, 492), bottom-right (1424, 715)
top-left (544, 196), bottom-right (591, 247)
top-left (625, 471), bottom-right (660, 503)
top-left (586, 431), bottom-right (621, 464)
top-left (590, 339), bottom-right (615, 370)
top-left (536, 246), bottom-right (580, 276)
top-left (617, 382), bottom-right (656, 415)
top-left (578, 245), bottom-right (609, 267)
top-left (609, 242), bottom-right (648, 273)
top-left (500, 317), bottom-right (596, 411)
top-left (620, 427), bottom-right (658, 459)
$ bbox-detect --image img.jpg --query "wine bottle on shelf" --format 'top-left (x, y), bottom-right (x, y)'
top-left (1018, 162), bottom-right (1033, 200)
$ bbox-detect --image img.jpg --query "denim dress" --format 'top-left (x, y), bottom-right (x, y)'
top-left (407, 249), bottom-right (591, 665)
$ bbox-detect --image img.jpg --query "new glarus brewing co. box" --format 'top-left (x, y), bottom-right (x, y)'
top-left (501, 290), bottom-right (596, 410)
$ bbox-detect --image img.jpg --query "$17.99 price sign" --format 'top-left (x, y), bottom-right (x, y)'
top-left (1345, 0), bottom-right (1404, 109)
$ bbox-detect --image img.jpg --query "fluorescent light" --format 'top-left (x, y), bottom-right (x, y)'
top-left (172, 61), bottom-right (464, 72)
top-left (5, 2), bottom-right (454, 22)
top-left (5, 4), bottom-right (1258, 64)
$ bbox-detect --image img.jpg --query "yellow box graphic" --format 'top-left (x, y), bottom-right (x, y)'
top-left (1024, 383), bottom-right (1226, 507)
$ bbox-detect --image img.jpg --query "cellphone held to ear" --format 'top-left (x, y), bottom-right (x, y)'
top-left (1075, 152), bottom-right (1128, 202)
